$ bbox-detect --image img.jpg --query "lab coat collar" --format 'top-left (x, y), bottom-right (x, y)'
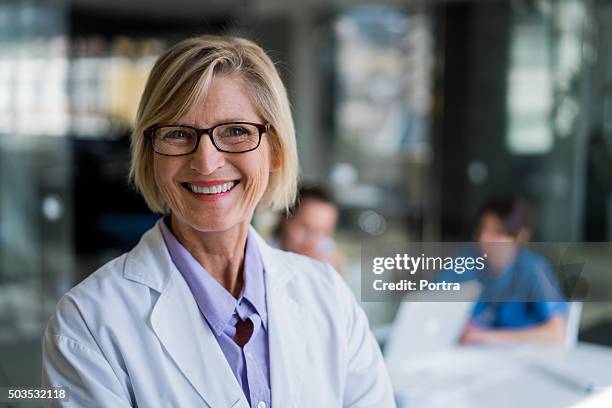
top-left (122, 220), bottom-right (171, 292)
top-left (123, 220), bottom-right (306, 407)
top-left (123, 220), bottom-right (297, 293)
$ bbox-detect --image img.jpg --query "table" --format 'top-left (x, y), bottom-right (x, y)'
top-left (388, 342), bottom-right (612, 408)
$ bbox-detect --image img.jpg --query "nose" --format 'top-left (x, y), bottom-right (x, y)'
top-left (189, 134), bottom-right (225, 175)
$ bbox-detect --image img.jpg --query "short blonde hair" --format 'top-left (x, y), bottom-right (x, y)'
top-left (129, 35), bottom-right (299, 214)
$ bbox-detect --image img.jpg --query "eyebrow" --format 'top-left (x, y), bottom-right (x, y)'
top-left (174, 118), bottom-right (257, 128)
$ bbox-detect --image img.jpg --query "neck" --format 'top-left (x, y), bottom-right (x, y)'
top-left (169, 215), bottom-right (250, 298)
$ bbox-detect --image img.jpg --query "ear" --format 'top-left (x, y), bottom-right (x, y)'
top-left (269, 154), bottom-right (281, 173)
top-left (516, 227), bottom-right (531, 243)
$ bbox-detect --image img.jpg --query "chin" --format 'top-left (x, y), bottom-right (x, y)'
top-left (167, 190), bottom-right (257, 234)
top-left (178, 211), bottom-right (246, 234)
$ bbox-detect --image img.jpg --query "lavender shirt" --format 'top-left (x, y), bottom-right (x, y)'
top-left (159, 220), bottom-right (271, 407)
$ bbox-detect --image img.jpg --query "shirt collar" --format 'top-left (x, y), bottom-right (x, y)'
top-left (159, 218), bottom-right (268, 335)
top-left (242, 229), bottom-right (267, 326)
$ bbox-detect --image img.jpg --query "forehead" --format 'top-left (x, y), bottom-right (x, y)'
top-left (295, 199), bottom-right (338, 221)
top-left (480, 212), bottom-right (505, 229)
top-left (180, 74), bottom-right (262, 126)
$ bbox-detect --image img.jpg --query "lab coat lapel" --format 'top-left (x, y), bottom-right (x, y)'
top-left (251, 227), bottom-right (308, 407)
top-left (127, 223), bottom-right (248, 408)
top-left (150, 270), bottom-right (248, 408)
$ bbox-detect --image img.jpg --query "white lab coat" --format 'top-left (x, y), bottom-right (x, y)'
top-left (42, 221), bottom-right (395, 407)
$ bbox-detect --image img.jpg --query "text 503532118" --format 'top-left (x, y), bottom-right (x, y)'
top-left (1, 388), bottom-right (68, 402)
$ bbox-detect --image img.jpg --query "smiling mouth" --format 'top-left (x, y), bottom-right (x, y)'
top-left (181, 181), bottom-right (239, 195)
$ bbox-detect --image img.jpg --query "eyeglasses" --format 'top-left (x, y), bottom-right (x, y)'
top-left (145, 122), bottom-right (270, 156)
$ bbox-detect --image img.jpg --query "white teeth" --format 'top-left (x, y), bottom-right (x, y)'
top-left (187, 181), bottom-right (235, 195)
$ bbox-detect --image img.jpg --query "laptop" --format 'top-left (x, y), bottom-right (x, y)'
top-left (384, 280), bottom-right (482, 367)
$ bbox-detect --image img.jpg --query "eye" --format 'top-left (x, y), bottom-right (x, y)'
top-left (164, 130), bottom-right (189, 140)
top-left (221, 126), bottom-right (249, 138)
top-left (157, 127), bottom-right (196, 145)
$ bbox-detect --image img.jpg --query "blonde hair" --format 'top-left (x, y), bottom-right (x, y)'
top-left (129, 35), bottom-right (298, 214)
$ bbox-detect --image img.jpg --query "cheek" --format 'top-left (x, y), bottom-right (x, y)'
top-left (153, 158), bottom-right (185, 213)
top-left (153, 159), bottom-right (167, 186)
top-left (154, 159), bottom-right (174, 190)
top-left (286, 223), bottom-right (303, 239)
top-left (242, 163), bottom-right (269, 210)
top-left (240, 148), bottom-right (272, 210)
top-left (285, 225), bottom-right (306, 250)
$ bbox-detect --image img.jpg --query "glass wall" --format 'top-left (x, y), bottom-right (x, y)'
top-left (506, 0), bottom-right (591, 242)
top-left (330, 5), bottom-right (435, 324)
top-left (0, 0), bottom-right (166, 389)
top-left (0, 0), bottom-right (71, 388)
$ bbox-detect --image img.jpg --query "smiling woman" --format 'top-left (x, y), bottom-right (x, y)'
top-left (151, 75), bottom-right (279, 258)
top-left (41, 36), bottom-right (394, 408)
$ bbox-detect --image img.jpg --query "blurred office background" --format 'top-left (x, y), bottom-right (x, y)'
top-left (2, 0), bottom-right (612, 393)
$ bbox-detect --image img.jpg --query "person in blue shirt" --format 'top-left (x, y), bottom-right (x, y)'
top-left (457, 194), bottom-right (567, 344)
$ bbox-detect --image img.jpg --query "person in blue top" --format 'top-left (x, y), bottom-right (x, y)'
top-left (455, 194), bottom-right (567, 344)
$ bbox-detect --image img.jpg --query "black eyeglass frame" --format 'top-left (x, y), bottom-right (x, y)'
top-left (144, 121), bottom-right (270, 156)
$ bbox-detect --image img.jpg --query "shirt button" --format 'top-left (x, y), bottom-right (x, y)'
top-left (257, 402), bottom-right (266, 408)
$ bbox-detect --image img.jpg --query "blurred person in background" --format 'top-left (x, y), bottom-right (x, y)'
top-left (273, 183), bottom-right (344, 276)
top-left (42, 35), bottom-right (393, 407)
top-left (459, 194), bottom-right (568, 345)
